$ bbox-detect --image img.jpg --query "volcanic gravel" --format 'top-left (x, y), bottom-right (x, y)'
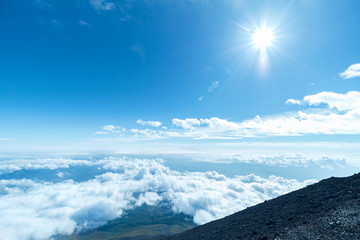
top-left (164, 173), bottom-right (360, 240)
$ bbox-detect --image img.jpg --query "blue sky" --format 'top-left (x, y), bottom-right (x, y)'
top-left (0, 0), bottom-right (360, 150)
top-left (1, 2), bottom-right (360, 239)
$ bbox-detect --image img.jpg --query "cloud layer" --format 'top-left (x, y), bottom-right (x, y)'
top-left (96, 91), bottom-right (360, 140)
top-left (0, 157), bottom-right (314, 240)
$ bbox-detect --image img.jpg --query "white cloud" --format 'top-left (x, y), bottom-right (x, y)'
top-left (0, 157), bottom-right (314, 240)
top-left (208, 153), bottom-right (347, 169)
top-left (2, 142), bottom-right (358, 172)
top-left (170, 91), bottom-right (360, 137)
top-left (286, 98), bottom-right (302, 105)
top-left (200, 117), bottom-right (239, 130)
top-left (95, 91), bottom-right (360, 140)
top-left (95, 131), bottom-right (109, 135)
top-left (102, 125), bottom-right (117, 132)
top-left (90, 0), bottom-right (115, 10)
top-left (95, 125), bottom-right (125, 135)
top-left (238, 111), bottom-right (357, 136)
top-left (303, 91), bottom-right (360, 111)
top-left (340, 63), bottom-right (360, 79)
top-left (172, 118), bottom-right (200, 129)
top-left (130, 128), bottom-right (164, 139)
top-left (136, 119), bottom-right (162, 127)
top-left (0, 158), bottom-right (92, 175)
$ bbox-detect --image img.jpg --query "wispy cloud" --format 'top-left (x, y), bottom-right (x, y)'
top-left (130, 128), bottom-right (164, 139)
top-left (90, 0), bottom-right (115, 11)
top-left (0, 157), bottom-right (314, 239)
top-left (136, 119), bottom-right (162, 127)
top-left (131, 45), bottom-right (145, 60)
top-left (51, 19), bottom-right (66, 30)
top-left (95, 125), bottom-right (125, 135)
top-left (79, 20), bottom-right (92, 29)
top-left (340, 63), bottom-right (360, 79)
top-left (201, 153), bottom-right (347, 169)
top-left (0, 138), bottom-right (15, 141)
top-left (33, 0), bottom-right (53, 9)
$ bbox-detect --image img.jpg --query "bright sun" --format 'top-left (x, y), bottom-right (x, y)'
top-left (253, 27), bottom-right (274, 49)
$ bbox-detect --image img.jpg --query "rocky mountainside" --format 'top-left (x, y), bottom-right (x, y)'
top-left (164, 173), bottom-right (360, 240)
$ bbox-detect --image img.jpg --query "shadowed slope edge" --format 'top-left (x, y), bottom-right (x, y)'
top-left (164, 173), bottom-right (360, 240)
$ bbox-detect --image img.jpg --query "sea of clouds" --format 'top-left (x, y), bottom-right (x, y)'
top-left (0, 157), bottom-right (315, 240)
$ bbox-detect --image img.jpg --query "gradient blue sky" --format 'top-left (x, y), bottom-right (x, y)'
top-left (0, 0), bottom-right (360, 151)
top-left (1, 2), bottom-right (360, 238)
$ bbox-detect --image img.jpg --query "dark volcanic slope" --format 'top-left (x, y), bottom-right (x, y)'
top-left (165, 173), bottom-right (360, 240)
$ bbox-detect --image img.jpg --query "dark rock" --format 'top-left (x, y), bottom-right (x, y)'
top-left (162, 173), bottom-right (360, 240)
